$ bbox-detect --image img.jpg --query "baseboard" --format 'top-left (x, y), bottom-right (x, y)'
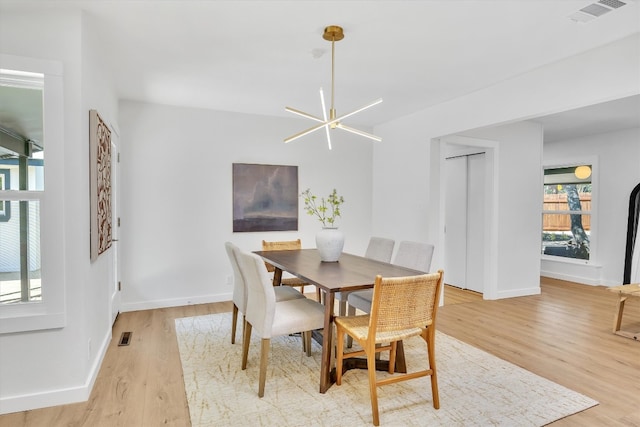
top-left (540, 270), bottom-right (601, 286)
top-left (120, 292), bottom-right (233, 313)
top-left (0, 328), bottom-right (111, 415)
top-left (495, 286), bottom-right (541, 299)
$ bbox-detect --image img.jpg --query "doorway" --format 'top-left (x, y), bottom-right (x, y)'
top-left (444, 152), bottom-right (485, 293)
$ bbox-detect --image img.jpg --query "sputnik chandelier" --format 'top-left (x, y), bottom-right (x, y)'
top-left (284, 25), bottom-right (382, 149)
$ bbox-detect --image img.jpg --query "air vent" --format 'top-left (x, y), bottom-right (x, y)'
top-left (581, 3), bottom-right (613, 17)
top-left (568, 0), bottom-right (627, 23)
top-left (598, 0), bottom-right (626, 9)
top-left (118, 331), bottom-right (132, 346)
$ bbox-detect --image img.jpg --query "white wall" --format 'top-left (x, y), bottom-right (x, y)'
top-left (372, 34), bottom-right (639, 298)
top-left (0, 10), bottom-right (119, 414)
top-left (460, 122), bottom-right (544, 298)
top-left (542, 127), bottom-right (640, 286)
top-left (118, 101), bottom-right (374, 311)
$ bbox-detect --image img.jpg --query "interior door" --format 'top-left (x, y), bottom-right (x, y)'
top-left (465, 153), bottom-right (485, 293)
top-left (109, 137), bottom-right (121, 324)
top-left (444, 156), bottom-right (468, 288)
top-left (444, 152), bottom-right (485, 293)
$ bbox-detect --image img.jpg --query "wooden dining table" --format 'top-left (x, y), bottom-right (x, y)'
top-left (253, 248), bottom-right (426, 394)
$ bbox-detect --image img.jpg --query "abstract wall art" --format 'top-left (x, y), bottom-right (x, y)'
top-left (232, 163), bottom-right (298, 232)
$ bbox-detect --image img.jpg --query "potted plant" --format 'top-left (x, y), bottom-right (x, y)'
top-left (301, 188), bottom-right (345, 262)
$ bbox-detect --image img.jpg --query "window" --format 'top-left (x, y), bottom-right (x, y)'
top-left (542, 164), bottom-right (592, 261)
top-left (0, 55), bottom-right (65, 333)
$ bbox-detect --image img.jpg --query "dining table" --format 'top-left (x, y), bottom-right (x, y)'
top-left (253, 248), bottom-right (427, 394)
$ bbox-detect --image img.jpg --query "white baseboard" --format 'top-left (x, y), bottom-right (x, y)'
top-left (495, 286), bottom-right (541, 299)
top-left (120, 292), bottom-right (233, 312)
top-left (0, 328), bottom-right (111, 415)
top-left (540, 270), bottom-right (601, 286)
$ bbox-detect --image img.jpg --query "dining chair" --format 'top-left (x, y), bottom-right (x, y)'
top-left (347, 241), bottom-right (434, 316)
top-left (237, 250), bottom-right (326, 398)
top-left (262, 239), bottom-right (310, 294)
top-left (333, 237), bottom-right (395, 313)
top-left (335, 270), bottom-right (444, 426)
top-left (225, 242), bottom-right (305, 345)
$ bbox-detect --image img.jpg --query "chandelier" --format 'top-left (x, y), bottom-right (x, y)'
top-left (284, 25), bottom-right (382, 149)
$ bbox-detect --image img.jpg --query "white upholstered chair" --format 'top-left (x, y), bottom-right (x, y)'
top-left (237, 250), bottom-right (325, 397)
top-left (225, 242), bottom-right (304, 345)
top-left (333, 237), bottom-right (395, 313)
top-left (347, 241), bottom-right (435, 316)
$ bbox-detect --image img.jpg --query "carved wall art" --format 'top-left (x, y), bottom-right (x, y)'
top-left (89, 109), bottom-right (112, 261)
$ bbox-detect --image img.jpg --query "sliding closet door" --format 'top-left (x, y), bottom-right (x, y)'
top-left (445, 156), bottom-right (468, 288)
top-left (444, 153), bottom-right (486, 293)
top-left (466, 153), bottom-right (485, 293)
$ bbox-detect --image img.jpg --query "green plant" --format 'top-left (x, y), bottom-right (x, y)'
top-left (301, 188), bottom-right (344, 227)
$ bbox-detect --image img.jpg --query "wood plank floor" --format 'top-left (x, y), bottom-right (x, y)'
top-left (1, 278), bottom-right (639, 426)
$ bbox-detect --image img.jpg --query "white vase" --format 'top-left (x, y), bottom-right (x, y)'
top-left (316, 227), bottom-right (345, 262)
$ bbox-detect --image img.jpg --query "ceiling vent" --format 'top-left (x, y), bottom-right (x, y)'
top-left (568, 0), bottom-right (628, 23)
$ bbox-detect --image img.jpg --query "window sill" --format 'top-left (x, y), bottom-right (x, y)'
top-left (0, 305), bottom-right (66, 335)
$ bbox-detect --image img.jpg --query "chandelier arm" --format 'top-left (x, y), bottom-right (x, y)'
top-left (320, 88), bottom-right (332, 150)
top-left (332, 98), bottom-right (383, 123)
top-left (285, 97), bottom-right (383, 143)
top-left (285, 106), bottom-right (325, 123)
top-left (336, 123), bottom-right (382, 142)
top-left (284, 122), bottom-right (327, 143)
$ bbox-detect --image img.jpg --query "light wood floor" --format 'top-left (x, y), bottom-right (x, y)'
top-left (1, 278), bottom-right (639, 427)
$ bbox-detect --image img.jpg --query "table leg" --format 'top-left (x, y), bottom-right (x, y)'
top-left (319, 291), bottom-right (335, 393)
top-left (272, 267), bottom-right (283, 287)
top-left (613, 295), bottom-right (627, 333)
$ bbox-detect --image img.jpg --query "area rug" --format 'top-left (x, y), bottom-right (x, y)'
top-left (175, 313), bottom-right (597, 426)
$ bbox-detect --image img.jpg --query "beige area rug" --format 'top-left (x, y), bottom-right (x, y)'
top-left (175, 313), bottom-right (597, 426)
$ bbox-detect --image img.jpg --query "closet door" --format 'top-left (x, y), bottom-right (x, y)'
top-left (444, 156), bottom-right (468, 288)
top-left (444, 153), bottom-right (485, 293)
top-left (465, 153), bottom-right (485, 293)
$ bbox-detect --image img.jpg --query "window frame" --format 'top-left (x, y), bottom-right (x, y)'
top-left (0, 54), bottom-right (66, 334)
top-left (541, 157), bottom-right (598, 265)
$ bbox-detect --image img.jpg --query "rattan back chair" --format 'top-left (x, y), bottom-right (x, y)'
top-left (262, 239), bottom-right (310, 294)
top-left (335, 270), bottom-right (444, 426)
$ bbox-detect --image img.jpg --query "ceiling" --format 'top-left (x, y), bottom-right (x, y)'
top-left (1, 0), bottom-right (639, 145)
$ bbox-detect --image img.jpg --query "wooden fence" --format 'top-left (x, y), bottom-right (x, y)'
top-left (543, 194), bottom-right (591, 231)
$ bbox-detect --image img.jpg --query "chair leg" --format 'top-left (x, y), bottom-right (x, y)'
top-left (241, 315), bottom-right (246, 347)
top-left (258, 338), bottom-right (270, 398)
top-left (388, 341), bottom-right (397, 374)
top-left (339, 299), bottom-right (347, 316)
top-left (231, 304), bottom-right (239, 344)
top-left (241, 322), bottom-right (252, 370)
top-left (335, 325), bottom-right (345, 385)
top-left (346, 306), bottom-right (355, 348)
top-left (367, 344), bottom-right (381, 426)
top-left (303, 331), bottom-right (313, 357)
top-left (426, 329), bottom-right (440, 409)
